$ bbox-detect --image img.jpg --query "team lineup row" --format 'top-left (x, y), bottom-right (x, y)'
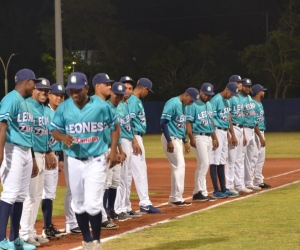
top-left (0, 69), bottom-right (270, 250)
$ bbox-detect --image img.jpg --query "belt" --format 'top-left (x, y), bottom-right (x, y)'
top-left (233, 123), bottom-right (243, 128)
top-left (194, 133), bottom-right (211, 136)
top-left (74, 155), bottom-right (100, 161)
top-left (215, 127), bottom-right (228, 131)
top-left (54, 151), bottom-right (62, 156)
top-left (244, 126), bottom-right (254, 129)
top-left (134, 132), bottom-right (143, 137)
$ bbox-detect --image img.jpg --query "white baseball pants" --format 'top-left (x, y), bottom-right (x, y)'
top-left (161, 134), bottom-right (185, 203)
top-left (252, 131), bottom-right (266, 186)
top-left (210, 129), bottom-right (228, 165)
top-left (244, 127), bottom-right (257, 188)
top-left (192, 135), bottom-right (212, 196)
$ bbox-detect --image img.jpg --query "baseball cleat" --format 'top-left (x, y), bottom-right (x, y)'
top-left (213, 191), bottom-right (228, 199)
top-left (223, 189), bottom-right (239, 197)
top-left (34, 235), bottom-right (49, 244)
top-left (140, 205), bottom-right (162, 214)
top-left (127, 210), bottom-right (142, 217)
top-left (168, 201), bottom-right (186, 207)
top-left (67, 226), bottom-right (82, 234)
top-left (42, 224), bottom-right (67, 239)
top-left (258, 183), bottom-right (271, 188)
top-left (24, 237), bottom-right (40, 247)
top-left (192, 192), bottom-right (209, 202)
top-left (101, 220), bottom-right (119, 230)
top-left (0, 238), bottom-right (12, 250)
top-left (117, 212), bottom-right (133, 221)
top-left (206, 195), bottom-right (217, 201)
top-left (8, 237), bottom-right (36, 250)
top-left (239, 187), bottom-right (253, 193)
top-left (246, 185), bottom-right (261, 190)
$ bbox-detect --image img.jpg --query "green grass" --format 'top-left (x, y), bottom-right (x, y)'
top-left (143, 132), bottom-right (300, 158)
top-left (103, 182), bottom-right (300, 250)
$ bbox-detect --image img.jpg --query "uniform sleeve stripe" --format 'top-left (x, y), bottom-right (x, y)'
top-left (50, 122), bottom-right (64, 130)
top-left (0, 113), bottom-right (12, 122)
top-left (161, 113), bottom-right (172, 118)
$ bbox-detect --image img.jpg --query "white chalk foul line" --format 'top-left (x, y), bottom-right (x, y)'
top-left (70, 177), bottom-right (300, 250)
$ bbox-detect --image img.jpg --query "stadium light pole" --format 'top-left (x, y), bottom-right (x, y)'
top-left (55, 0), bottom-right (64, 85)
top-left (0, 53), bottom-right (16, 95)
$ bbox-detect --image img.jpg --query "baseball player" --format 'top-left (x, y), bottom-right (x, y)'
top-left (51, 72), bottom-right (119, 250)
top-left (240, 78), bottom-right (260, 190)
top-left (19, 78), bottom-right (60, 247)
top-left (226, 75), bottom-right (253, 194)
top-left (251, 84), bottom-right (271, 188)
top-left (209, 82), bottom-right (239, 199)
top-left (0, 69), bottom-right (39, 250)
top-left (92, 73), bottom-right (122, 227)
top-left (186, 83), bottom-right (218, 202)
top-left (126, 78), bottom-right (162, 213)
top-left (160, 87), bottom-right (199, 207)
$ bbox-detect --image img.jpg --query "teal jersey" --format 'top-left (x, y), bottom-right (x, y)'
top-left (0, 90), bottom-right (34, 148)
top-left (116, 101), bottom-right (134, 140)
top-left (252, 100), bottom-right (266, 131)
top-left (127, 94), bottom-right (146, 135)
top-left (210, 93), bottom-right (231, 129)
top-left (47, 105), bottom-right (63, 152)
top-left (26, 98), bottom-right (50, 152)
top-left (240, 94), bottom-right (257, 127)
top-left (161, 96), bottom-right (186, 139)
top-left (229, 95), bottom-right (244, 125)
top-left (185, 100), bottom-right (214, 134)
top-left (50, 97), bottom-right (118, 158)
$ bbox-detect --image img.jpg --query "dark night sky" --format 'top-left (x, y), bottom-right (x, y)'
top-left (112, 0), bottom-right (283, 49)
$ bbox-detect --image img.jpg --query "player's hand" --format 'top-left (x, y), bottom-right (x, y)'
top-left (119, 151), bottom-right (126, 165)
top-left (260, 137), bottom-right (266, 147)
top-left (231, 135), bottom-right (238, 147)
top-left (58, 161), bottom-right (64, 174)
top-left (184, 142), bottom-right (191, 154)
top-left (31, 159), bottom-right (39, 178)
top-left (107, 150), bottom-right (118, 168)
top-left (212, 139), bottom-right (219, 151)
top-left (227, 136), bottom-right (232, 147)
top-left (45, 153), bottom-right (57, 170)
top-left (190, 139), bottom-right (196, 148)
top-left (167, 141), bottom-right (174, 153)
top-left (62, 135), bottom-right (74, 148)
top-left (132, 142), bottom-right (142, 156)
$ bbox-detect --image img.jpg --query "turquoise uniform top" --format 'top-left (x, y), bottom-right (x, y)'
top-left (116, 101), bottom-right (134, 140)
top-left (0, 90), bottom-right (34, 148)
top-left (161, 96), bottom-right (186, 139)
top-left (127, 94), bottom-right (146, 135)
top-left (252, 100), bottom-right (266, 131)
top-left (47, 105), bottom-right (63, 152)
top-left (229, 95), bottom-right (244, 125)
top-left (50, 97), bottom-right (118, 158)
top-left (239, 94), bottom-right (257, 127)
top-left (210, 93), bottom-right (231, 129)
top-left (185, 99), bottom-right (215, 134)
top-left (26, 97), bottom-right (50, 152)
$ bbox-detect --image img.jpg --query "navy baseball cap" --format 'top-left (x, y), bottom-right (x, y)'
top-left (35, 78), bottom-right (51, 90)
top-left (252, 84), bottom-right (267, 95)
top-left (242, 78), bottom-right (252, 86)
top-left (50, 83), bottom-right (65, 94)
top-left (66, 72), bottom-right (88, 90)
top-left (186, 87), bottom-right (199, 102)
top-left (136, 78), bottom-right (154, 93)
top-left (92, 73), bottom-right (114, 86)
top-left (201, 82), bottom-right (215, 96)
top-left (15, 69), bottom-right (40, 83)
top-left (111, 82), bottom-right (126, 95)
top-left (229, 75), bottom-right (242, 82)
top-left (120, 76), bottom-right (135, 85)
top-left (226, 82), bottom-right (239, 97)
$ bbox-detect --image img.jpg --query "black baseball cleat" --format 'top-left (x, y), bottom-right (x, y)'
top-left (258, 183), bottom-right (271, 188)
top-left (192, 192), bottom-right (209, 202)
top-left (42, 224), bottom-right (67, 239)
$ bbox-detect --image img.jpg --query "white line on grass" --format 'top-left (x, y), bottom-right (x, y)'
top-left (70, 179), bottom-right (300, 250)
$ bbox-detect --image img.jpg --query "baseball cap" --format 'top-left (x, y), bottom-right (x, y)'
top-left (50, 83), bottom-right (65, 94)
top-left (120, 76), bottom-right (135, 85)
top-left (66, 72), bottom-right (88, 90)
top-left (35, 78), bottom-right (51, 90)
top-left (111, 82), bottom-right (126, 95)
top-left (229, 75), bottom-right (242, 82)
top-left (242, 78), bottom-right (252, 86)
top-left (186, 87), bottom-right (199, 102)
top-left (136, 78), bottom-right (154, 93)
top-left (92, 73), bottom-right (114, 86)
top-left (226, 82), bottom-right (239, 97)
top-left (14, 69), bottom-right (40, 83)
top-left (201, 82), bottom-right (215, 96)
top-left (252, 84), bottom-right (267, 95)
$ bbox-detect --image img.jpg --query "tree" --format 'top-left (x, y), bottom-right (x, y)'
top-left (240, 0), bottom-right (300, 99)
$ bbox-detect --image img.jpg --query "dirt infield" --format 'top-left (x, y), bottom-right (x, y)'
top-left (22, 158), bottom-right (300, 249)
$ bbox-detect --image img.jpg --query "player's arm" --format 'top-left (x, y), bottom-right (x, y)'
top-left (186, 120), bottom-right (196, 148)
top-left (160, 118), bottom-right (174, 153)
top-left (210, 120), bottom-right (219, 150)
top-left (52, 130), bottom-right (74, 148)
top-left (228, 114), bottom-right (237, 147)
top-left (132, 137), bottom-right (142, 155)
top-left (108, 123), bottom-right (120, 168)
top-left (0, 121), bottom-right (8, 166)
top-left (254, 125), bottom-right (265, 147)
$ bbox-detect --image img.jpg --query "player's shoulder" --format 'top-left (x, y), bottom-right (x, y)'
top-left (1, 90), bottom-right (22, 103)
